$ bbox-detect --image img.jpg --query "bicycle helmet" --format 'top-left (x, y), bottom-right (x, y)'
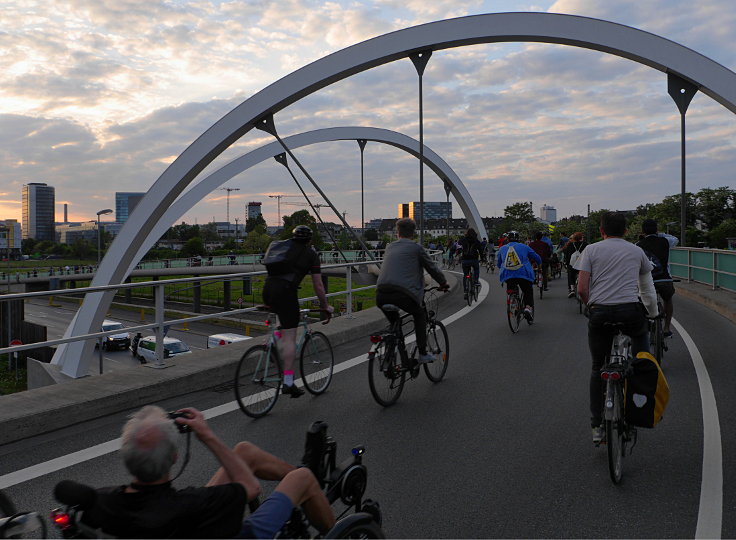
top-left (292, 225), bottom-right (313, 241)
top-left (506, 230), bottom-right (520, 242)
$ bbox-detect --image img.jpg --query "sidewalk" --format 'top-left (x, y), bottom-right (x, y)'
top-left (675, 280), bottom-right (736, 325)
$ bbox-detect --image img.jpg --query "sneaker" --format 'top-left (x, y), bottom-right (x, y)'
top-left (523, 307), bottom-right (534, 322)
top-left (282, 383), bottom-right (304, 398)
top-left (592, 425), bottom-right (605, 445)
top-left (663, 330), bottom-right (673, 338)
top-left (567, 290), bottom-right (576, 298)
top-left (417, 352), bottom-right (436, 364)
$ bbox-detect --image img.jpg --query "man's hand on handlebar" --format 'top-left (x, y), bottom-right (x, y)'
top-left (437, 283), bottom-right (450, 293)
top-left (321, 305), bottom-right (334, 324)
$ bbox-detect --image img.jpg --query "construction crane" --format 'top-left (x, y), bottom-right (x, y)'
top-left (268, 194), bottom-right (320, 226)
top-left (281, 201), bottom-right (328, 217)
top-left (220, 187), bottom-right (240, 225)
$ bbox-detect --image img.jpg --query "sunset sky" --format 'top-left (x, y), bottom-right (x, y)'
top-left (2, 0), bottom-right (736, 229)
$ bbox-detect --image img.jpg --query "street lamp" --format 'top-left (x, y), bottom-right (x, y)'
top-left (96, 209), bottom-right (113, 264)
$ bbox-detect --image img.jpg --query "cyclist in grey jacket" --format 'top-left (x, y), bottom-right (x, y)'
top-left (376, 218), bottom-right (449, 364)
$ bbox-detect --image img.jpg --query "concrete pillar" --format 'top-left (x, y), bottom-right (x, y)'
top-left (223, 280), bottom-right (231, 311)
top-left (193, 276), bottom-right (201, 313)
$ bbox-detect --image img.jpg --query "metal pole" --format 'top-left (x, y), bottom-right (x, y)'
top-left (667, 73), bottom-right (698, 247)
top-left (358, 139), bottom-right (367, 238)
top-left (410, 51), bottom-right (432, 246)
top-left (97, 215), bottom-right (101, 264)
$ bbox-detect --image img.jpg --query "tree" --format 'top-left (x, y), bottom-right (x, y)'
top-left (364, 228), bottom-right (378, 241)
top-left (70, 238), bottom-right (95, 259)
top-left (695, 187), bottom-right (735, 231)
top-left (503, 202), bottom-right (534, 222)
top-left (279, 210), bottom-right (321, 245)
top-left (171, 223), bottom-right (200, 242)
top-left (708, 219), bottom-right (736, 249)
top-left (243, 225), bottom-right (272, 253)
top-left (199, 222), bottom-right (220, 243)
top-left (21, 238), bottom-right (37, 254)
top-left (246, 214), bottom-right (267, 233)
top-left (180, 237), bottom-right (205, 258)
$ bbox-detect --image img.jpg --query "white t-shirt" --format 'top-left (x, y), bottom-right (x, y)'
top-left (575, 237), bottom-right (653, 306)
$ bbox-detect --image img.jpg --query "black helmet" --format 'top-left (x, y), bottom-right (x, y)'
top-left (506, 230), bottom-right (520, 241)
top-left (292, 225), bottom-right (313, 240)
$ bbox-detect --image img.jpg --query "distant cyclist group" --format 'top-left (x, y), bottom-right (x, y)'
top-left (56, 212), bottom-right (681, 536)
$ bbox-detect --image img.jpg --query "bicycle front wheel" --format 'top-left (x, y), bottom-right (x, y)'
top-left (368, 340), bottom-right (405, 407)
top-left (300, 331), bottom-right (334, 394)
top-left (605, 381), bottom-right (625, 484)
top-left (424, 321), bottom-right (449, 382)
top-left (235, 345), bottom-right (282, 418)
top-left (473, 281), bottom-right (480, 302)
top-left (507, 293), bottom-right (521, 333)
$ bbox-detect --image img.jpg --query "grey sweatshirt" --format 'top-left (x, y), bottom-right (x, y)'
top-left (376, 238), bottom-right (447, 305)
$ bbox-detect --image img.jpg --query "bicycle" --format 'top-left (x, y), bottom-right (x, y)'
top-left (0, 489), bottom-right (46, 538)
top-left (462, 266), bottom-right (480, 306)
top-left (505, 281), bottom-right (532, 333)
top-left (483, 255), bottom-right (495, 274)
top-left (534, 265), bottom-right (544, 299)
top-left (648, 300), bottom-right (666, 366)
top-left (368, 287), bottom-right (449, 407)
top-left (235, 307), bottom-right (334, 418)
top-left (550, 258), bottom-right (562, 279)
top-left (599, 323), bottom-right (638, 484)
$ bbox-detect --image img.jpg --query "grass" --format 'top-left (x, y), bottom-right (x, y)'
top-left (0, 357), bottom-right (27, 395)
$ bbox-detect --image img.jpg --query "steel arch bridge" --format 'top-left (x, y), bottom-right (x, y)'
top-left (54, 12), bottom-right (736, 380)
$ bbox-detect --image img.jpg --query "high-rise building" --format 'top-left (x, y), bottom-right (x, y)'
top-left (397, 201), bottom-right (452, 222)
top-left (0, 219), bottom-right (22, 258)
top-left (540, 204), bottom-right (557, 223)
top-left (115, 192), bottom-right (146, 223)
top-left (247, 202), bottom-right (262, 220)
top-left (22, 182), bottom-right (55, 241)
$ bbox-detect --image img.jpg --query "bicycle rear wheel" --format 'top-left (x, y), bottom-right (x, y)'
top-left (368, 340), bottom-right (405, 406)
top-left (299, 331), bottom-right (334, 394)
top-left (473, 281), bottom-right (480, 302)
top-left (424, 321), bottom-right (449, 382)
top-left (235, 344), bottom-right (282, 418)
top-left (463, 274), bottom-right (473, 306)
top-left (507, 292), bottom-right (521, 333)
top-left (605, 381), bottom-right (625, 484)
top-left (654, 318), bottom-right (665, 365)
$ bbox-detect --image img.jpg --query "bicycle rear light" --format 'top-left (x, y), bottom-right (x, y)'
top-left (369, 335), bottom-right (382, 344)
top-left (600, 371), bottom-right (621, 381)
top-left (50, 509), bottom-right (72, 529)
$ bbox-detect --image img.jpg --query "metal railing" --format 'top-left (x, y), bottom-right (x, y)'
top-left (670, 247), bottom-right (736, 292)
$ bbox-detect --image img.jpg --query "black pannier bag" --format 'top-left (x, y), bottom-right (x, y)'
top-left (625, 351), bottom-right (670, 428)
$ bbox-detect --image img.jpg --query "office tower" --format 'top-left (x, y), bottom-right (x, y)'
top-left (398, 201), bottom-right (452, 221)
top-left (540, 204), bottom-right (557, 223)
top-left (247, 202), bottom-right (262, 219)
top-left (22, 182), bottom-right (55, 241)
top-left (115, 192), bottom-right (145, 223)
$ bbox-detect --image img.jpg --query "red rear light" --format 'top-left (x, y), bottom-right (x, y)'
top-left (265, 319), bottom-right (270, 326)
top-left (51, 510), bottom-right (71, 529)
top-left (600, 372), bottom-right (609, 380)
top-left (370, 335), bottom-right (382, 344)
top-left (610, 372), bottom-right (621, 381)
top-left (219, 340), bottom-right (226, 346)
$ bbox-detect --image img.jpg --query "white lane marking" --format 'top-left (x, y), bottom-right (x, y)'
top-left (672, 318), bottom-right (723, 539)
top-left (0, 280), bottom-right (489, 489)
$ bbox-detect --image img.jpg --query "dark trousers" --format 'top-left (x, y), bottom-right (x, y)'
top-left (587, 303), bottom-right (649, 426)
top-left (461, 259), bottom-right (480, 292)
top-left (567, 265), bottom-right (579, 290)
top-left (506, 278), bottom-right (534, 309)
top-left (376, 290), bottom-right (427, 354)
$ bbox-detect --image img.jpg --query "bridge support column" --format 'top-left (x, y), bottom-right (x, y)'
top-left (193, 276), bottom-right (201, 313)
top-left (223, 280), bottom-right (231, 311)
top-left (125, 277), bottom-right (132, 304)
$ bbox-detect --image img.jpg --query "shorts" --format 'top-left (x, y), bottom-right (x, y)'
top-left (238, 491), bottom-right (293, 539)
top-left (654, 281), bottom-right (675, 302)
top-left (263, 278), bottom-right (299, 329)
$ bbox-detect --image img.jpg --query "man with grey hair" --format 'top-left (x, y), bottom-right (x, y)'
top-left (376, 218), bottom-right (449, 364)
top-left (80, 405), bottom-right (335, 538)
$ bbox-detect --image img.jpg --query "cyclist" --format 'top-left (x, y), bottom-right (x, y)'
top-left (77, 405), bottom-right (335, 538)
top-left (446, 238), bottom-right (457, 266)
top-left (496, 231), bottom-right (542, 322)
top-left (459, 227), bottom-right (483, 300)
top-left (528, 232), bottom-right (552, 291)
top-left (576, 212), bottom-right (658, 444)
top-left (376, 218), bottom-right (449, 364)
top-left (636, 219), bottom-right (679, 338)
top-left (263, 225), bottom-right (334, 397)
top-left (563, 232), bottom-right (587, 298)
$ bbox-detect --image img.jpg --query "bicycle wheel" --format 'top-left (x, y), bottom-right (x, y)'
top-left (234, 344), bottom-right (282, 418)
top-left (328, 520), bottom-right (385, 539)
top-left (605, 381), bottom-right (625, 484)
top-left (655, 318), bottom-right (665, 365)
top-left (507, 292), bottom-right (521, 333)
top-left (464, 275), bottom-right (473, 306)
top-left (538, 274), bottom-right (544, 299)
top-left (368, 339), bottom-right (405, 407)
top-left (300, 331), bottom-right (334, 394)
top-left (424, 321), bottom-right (449, 382)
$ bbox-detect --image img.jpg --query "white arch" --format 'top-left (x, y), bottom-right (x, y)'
top-left (55, 12), bottom-right (736, 376)
top-left (131, 127), bottom-right (484, 267)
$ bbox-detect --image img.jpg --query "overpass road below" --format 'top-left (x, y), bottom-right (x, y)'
top-left (0, 275), bottom-right (734, 537)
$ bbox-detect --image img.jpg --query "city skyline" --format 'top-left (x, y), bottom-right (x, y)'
top-left (2, 1), bottom-right (736, 229)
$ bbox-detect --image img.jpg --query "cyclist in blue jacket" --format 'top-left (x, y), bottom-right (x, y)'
top-left (497, 231), bottom-right (542, 321)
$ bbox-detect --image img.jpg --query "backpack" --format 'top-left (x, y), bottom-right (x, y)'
top-left (503, 245), bottom-right (523, 270)
top-left (569, 243), bottom-right (583, 267)
top-left (263, 240), bottom-right (307, 278)
top-left (641, 248), bottom-right (666, 280)
top-left (625, 351), bottom-right (670, 428)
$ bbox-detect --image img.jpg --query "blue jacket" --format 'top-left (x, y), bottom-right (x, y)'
top-left (497, 242), bottom-right (541, 283)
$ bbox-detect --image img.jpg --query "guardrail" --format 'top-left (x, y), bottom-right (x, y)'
top-left (1, 249), bottom-right (444, 372)
top-left (670, 247), bottom-right (736, 293)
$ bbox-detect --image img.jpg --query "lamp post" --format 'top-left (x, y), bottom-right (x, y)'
top-left (96, 209), bottom-right (113, 264)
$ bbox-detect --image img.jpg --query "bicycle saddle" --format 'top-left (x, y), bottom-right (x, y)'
top-left (380, 304), bottom-right (400, 312)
